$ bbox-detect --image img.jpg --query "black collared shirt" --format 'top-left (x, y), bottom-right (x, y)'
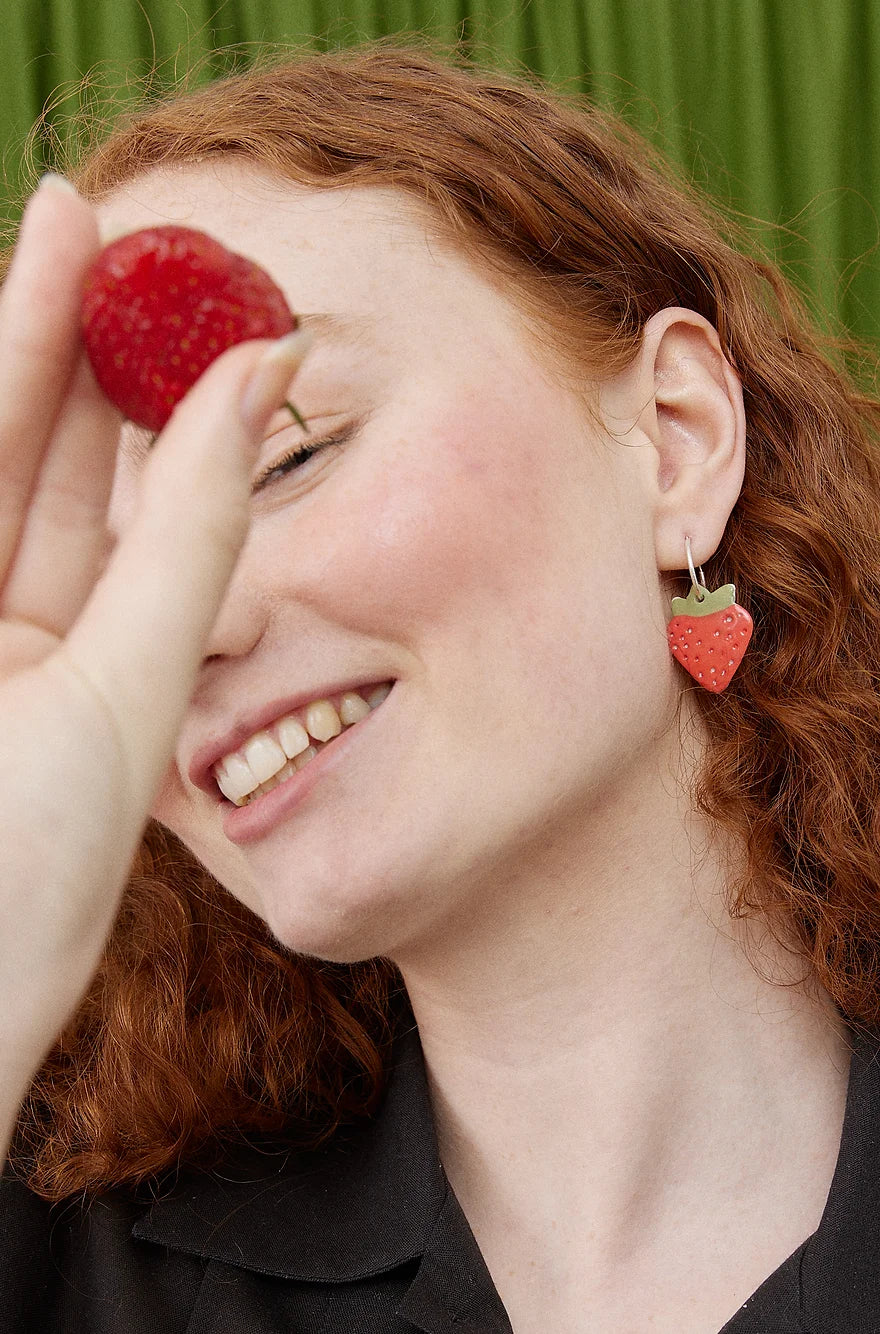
top-left (1, 1019), bottom-right (879, 1332)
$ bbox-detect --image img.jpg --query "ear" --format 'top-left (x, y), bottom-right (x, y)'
top-left (604, 307), bottom-right (746, 573)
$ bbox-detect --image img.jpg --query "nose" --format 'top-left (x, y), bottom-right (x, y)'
top-left (108, 432), bottom-right (272, 665)
top-left (197, 535), bottom-right (269, 665)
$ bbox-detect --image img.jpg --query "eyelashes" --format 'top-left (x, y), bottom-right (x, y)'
top-left (253, 425), bottom-right (353, 490)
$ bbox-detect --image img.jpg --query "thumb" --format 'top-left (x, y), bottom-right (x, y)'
top-left (58, 329), bottom-right (312, 818)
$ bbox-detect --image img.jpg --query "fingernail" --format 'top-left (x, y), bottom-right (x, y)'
top-left (99, 222), bottom-right (135, 246)
top-left (37, 171), bottom-right (78, 196)
top-left (240, 329), bottom-right (314, 435)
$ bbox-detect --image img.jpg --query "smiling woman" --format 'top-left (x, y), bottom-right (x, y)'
top-left (1, 38), bottom-right (880, 1334)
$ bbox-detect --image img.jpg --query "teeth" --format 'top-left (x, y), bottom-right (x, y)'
top-left (239, 746), bottom-right (321, 806)
top-left (246, 758), bottom-right (297, 801)
top-left (293, 745), bottom-right (319, 771)
top-left (278, 715), bottom-right (310, 759)
top-left (215, 758), bottom-right (260, 805)
top-left (212, 683), bottom-right (393, 806)
top-left (339, 691), bottom-right (371, 725)
top-left (243, 731), bottom-right (287, 783)
top-left (304, 700), bottom-right (342, 743)
top-left (215, 752), bottom-right (255, 800)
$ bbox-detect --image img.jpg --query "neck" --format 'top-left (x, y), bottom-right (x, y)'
top-left (391, 700), bottom-right (852, 1284)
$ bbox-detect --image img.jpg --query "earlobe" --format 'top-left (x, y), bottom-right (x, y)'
top-left (640, 308), bottom-right (746, 572)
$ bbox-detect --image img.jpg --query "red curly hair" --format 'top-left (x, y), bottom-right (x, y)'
top-left (7, 37), bottom-right (880, 1203)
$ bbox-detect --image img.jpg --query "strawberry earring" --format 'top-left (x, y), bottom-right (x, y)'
top-left (666, 535), bottom-right (753, 693)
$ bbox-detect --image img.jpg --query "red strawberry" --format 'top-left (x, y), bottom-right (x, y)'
top-left (667, 582), bottom-right (753, 693)
top-left (81, 225), bottom-right (302, 433)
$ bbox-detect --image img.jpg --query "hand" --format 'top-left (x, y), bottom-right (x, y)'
top-left (0, 176), bottom-right (309, 1120)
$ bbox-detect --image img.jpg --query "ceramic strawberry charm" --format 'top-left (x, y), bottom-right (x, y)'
top-left (666, 543), bottom-right (753, 693)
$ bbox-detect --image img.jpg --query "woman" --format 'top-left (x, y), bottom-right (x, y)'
top-left (1, 41), bottom-right (879, 1334)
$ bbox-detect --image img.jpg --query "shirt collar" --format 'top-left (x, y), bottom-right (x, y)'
top-left (720, 1022), bottom-right (880, 1333)
top-left (799, 1022), bottom-right (880, 1332)
top-left (132, 1019), bottom-right (449, 1283)
top-left (133, 1017), bottom-right (880, 1333)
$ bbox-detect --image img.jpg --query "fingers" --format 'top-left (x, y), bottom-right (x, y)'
top-left (0, 176), bottom-right (102, 585)
top-left (58, 330), bottom-right (312, 820)
top-left (0, 353), bottom-right (122, 637)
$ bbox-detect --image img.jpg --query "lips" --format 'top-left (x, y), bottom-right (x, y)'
top-left (188, 677), bottom-right (395, 800)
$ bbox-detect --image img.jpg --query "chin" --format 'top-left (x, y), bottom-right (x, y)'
top-left (253, 874), bottom-right (422, 965)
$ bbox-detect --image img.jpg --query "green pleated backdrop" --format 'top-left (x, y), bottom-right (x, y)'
top-left (2, 0), bottom-right (878, 346)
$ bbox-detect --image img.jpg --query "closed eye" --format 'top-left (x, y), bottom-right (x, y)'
top-left (253, 425), bottom-right (353, 490)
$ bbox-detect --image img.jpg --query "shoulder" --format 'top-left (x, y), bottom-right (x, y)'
top-left (0, 1022), bottom-right (459, 1334)
top-left (0, 1171), bottom-right (57, 1328)
top-left (0, 1165), bottom-right (208, 1333)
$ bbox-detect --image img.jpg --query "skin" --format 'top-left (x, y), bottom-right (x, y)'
top-left (101, 160), bottom-right (852, 1332)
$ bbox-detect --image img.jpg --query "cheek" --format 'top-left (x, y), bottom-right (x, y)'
top-left (149, 759), bottom-right (186, 827)
top-left (294, 389), bottom-right (648, 758)
top-left (303, 393), bottom-right (583, 648)
top-left (329, 396), bottom-right (664, 757)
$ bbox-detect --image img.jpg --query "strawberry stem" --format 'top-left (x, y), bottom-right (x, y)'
top-left (285, 400), bottom-right (309, 433)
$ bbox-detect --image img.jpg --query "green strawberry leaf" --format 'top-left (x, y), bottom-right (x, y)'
top-left (670, 583), bottom-right (737, 618)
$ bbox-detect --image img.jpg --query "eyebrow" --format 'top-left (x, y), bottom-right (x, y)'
top-left (118, 310), bottom-right (375, 463)
top-left (297, 311), bottom-right (375, 343)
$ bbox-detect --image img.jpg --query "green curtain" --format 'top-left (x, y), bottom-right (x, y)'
top-left (2, 0), bottom-right (878, 346)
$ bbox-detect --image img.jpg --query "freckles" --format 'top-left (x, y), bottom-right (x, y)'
top-left (375, 445), bottom-right (545, 643)
top-left (296, 371), bottom-right (581, 644)
top-left (299, 431), bottom-right (497, 630)
top-left (347, 468), bottom-right (472, 625)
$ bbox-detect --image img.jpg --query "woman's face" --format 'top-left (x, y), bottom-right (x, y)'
top-left (103, 159), bottom-right (677, 964)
